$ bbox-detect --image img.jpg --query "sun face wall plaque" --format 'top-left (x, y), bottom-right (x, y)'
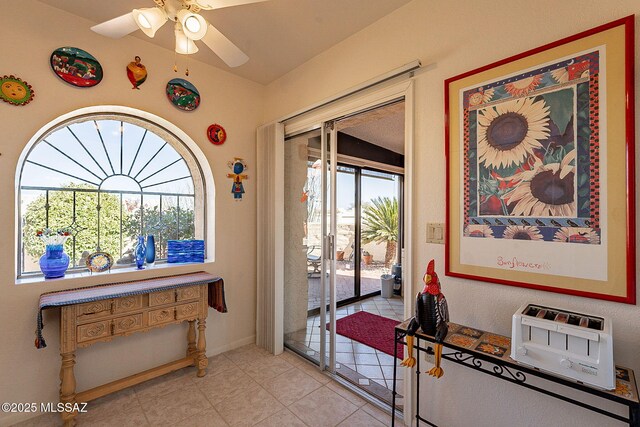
top-left (0, 75), bottom-right (34, 106)
top-left (50, 47), bottom-right (103, 87)
top-left (166, 78), bottom-right (200, 111)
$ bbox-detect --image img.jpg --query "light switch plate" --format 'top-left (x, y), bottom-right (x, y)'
top-left (426, 222), bottom-right (444, 244)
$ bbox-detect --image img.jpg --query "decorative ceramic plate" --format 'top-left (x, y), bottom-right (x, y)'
top-left (207, 123), bottom-right (226, 145)
top-left (86, 251), bottom-right (114, 273)
top-left (50, 47), bottom-right (103, 87)
top-left (0, 75), bottom-right (34, 106)
top-left (166, 78), bottom-right (200, 111)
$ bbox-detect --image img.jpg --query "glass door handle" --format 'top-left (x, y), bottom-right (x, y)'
top-left (324, 235), bottom-right (335, 260)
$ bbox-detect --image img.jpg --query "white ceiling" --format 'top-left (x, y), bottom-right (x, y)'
top-left (38, 0), bottom-right (411, 85)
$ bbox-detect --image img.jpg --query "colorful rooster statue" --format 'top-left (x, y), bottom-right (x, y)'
top-left (400, 259), bottom-right (449, 378)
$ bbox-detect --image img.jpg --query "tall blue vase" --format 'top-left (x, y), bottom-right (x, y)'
top-left (135, 236), bottom-right (146, 269)
top-left (145, 235), bottom-right (156, 267)
top-left (39, 244), bottom-right (70, 279)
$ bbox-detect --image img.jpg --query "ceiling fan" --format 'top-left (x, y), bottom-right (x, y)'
top-left (91, 0), bottom-right (268, 68)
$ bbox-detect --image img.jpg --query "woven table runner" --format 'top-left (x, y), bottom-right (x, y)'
top-left (36, 271), bottom-right (225, 349)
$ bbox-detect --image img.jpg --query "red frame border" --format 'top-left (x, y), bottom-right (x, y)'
top-left (444, 16), bottom-right (636, 304)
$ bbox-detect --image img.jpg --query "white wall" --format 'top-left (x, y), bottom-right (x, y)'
top-left (0, 2), bottom-right (264, 425)
top-left (265, 1), bottom-right (640, 426)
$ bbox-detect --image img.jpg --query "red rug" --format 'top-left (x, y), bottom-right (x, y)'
top-left (329, 311), bottom-right (403, 359)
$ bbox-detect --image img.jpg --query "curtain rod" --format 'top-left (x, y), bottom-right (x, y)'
top-left (278, 59), bottom-right (421, 123)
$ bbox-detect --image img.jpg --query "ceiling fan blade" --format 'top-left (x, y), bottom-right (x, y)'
top-left (201, 24), bottom-right (249, 67)
top-left (192, 0), bottom-right (269, 10)
top-left (91, 12), bottom-right (138, 39)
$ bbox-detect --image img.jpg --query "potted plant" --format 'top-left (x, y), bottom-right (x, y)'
top-left (361, 197), bottom-right (398, 268)
top-left (336, 250), bottom-right (345, 261)
top-left (362, 250), bottom-right (373, 265)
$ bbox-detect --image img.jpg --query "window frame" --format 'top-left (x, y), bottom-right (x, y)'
top-left (15, 107), bottom-right (213, 280)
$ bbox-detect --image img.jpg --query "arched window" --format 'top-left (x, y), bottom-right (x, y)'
top-left (17, 112), bottom-right (207, 277)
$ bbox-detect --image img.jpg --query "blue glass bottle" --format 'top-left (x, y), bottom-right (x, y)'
top-left (135, 236), bottom-right (146, 269)
top-left (39, 244), bottom-right (70, 279)
top-left (145, 235), bottom-right (156, 267)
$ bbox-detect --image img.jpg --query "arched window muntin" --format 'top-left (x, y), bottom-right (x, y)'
top-left (17, 112), bottom-right (206, 277)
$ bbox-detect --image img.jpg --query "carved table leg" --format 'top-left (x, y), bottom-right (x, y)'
top-left (187, 320), bottom-right (197, 362)
top-left (196, 318), bottom-right (208, 377)
top-left (60, 351), bottom-right (77, 427)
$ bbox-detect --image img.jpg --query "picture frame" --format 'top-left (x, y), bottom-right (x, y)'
top-left (445, 16), bottom-right (635, 304)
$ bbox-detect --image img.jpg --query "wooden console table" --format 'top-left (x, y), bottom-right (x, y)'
top-left (392, 320), bottom-right (639, 426)
top-left (37, 272), bottom-right (223, 427)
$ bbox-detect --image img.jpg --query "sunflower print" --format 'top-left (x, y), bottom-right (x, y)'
top-left (477, 97), bottom-right (551, 169)
top-left (503, 151), bottom-right (576, 217)
top-left (553, 227), bottom-right (600, 244)
top-left (502, 226), bottom-right (543, 241)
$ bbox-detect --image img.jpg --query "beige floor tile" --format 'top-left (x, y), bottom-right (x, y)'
top-left (9, 412), bottom-right (61, 427)
top-left (289, 386), bottom-right (358, 427)
top-left (207, 353), bottom-right (238, 377)
top-left (76, 400), bottom-right (149, 427)
top-left (295, 361), bottom-right (331, 384)
top-left (214, 385), bottom-right (284, 426)
top-left (173, 407), bottom-right (229, 427)
top-left (82, 386), bottom-right (139, 418)
top-left (337, 409), bottom-right (387, 427)
top-left (263, 367), bottom-right (322, 406)
top-left (133, 367), bottom-right (195, 403)
top-left (361, 403), bottom-right (401, 425)
top-left (242, 355), bottom-right (294, 384)
top-left (140, 383), bottom-right (212, 426)
top-left (223, 344), bottom-right (270, 366)
top-left (253, 408), bottom-right (307, 427)
top-left (277, 349), bottom-right (306, 366)
top-left (325, 381), bottom-right (368, 408)
top-left (195, 366), bottom-right (260, 405)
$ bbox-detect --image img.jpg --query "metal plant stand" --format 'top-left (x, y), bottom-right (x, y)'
top-left (392, 320), bottom-right (639, 426)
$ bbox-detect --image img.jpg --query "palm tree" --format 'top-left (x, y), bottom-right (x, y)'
top-left (361, 197), bottom-right (398, 268)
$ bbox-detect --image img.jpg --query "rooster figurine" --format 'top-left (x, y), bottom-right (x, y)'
top-left (400, 259), bottom-right (449, 378)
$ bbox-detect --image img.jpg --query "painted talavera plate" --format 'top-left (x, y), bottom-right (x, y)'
top-left (50, 47), bottom-right (103, 87)
top-left (207, 123), bottom-right (226, 145)
top-left (86, 251), bottom-right (114, 273)
top-left (166, 78), bottom-right (200, 111)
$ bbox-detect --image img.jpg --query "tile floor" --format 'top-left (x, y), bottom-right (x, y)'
top-left (12, 345), bottom-right (403, 427)
top-left (284, 295), bottom-right (405, 405)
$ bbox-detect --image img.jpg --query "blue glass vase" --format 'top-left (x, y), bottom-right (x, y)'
top-left (145, 235), bottom-right (156, 266)
top-left (39, 244), bottom-right (70, 279)
top-left (135, 236), bottom-right (146, 269)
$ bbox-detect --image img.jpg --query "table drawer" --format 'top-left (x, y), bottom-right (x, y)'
top-left (149, 290), bottom-right (175, 307)
top-left (176, 302), bottom-right (200, 320)
top-left (113, 295), bottom-right (143, 314)
top-left (177, 285), bottom-right (200, 301)
top-left (76, 300), bottom-right (112, 320)
top-left (148, 307), bottom-right (175, 326)
top-left (113, 313), bottom-right (144, 335)
top-left (77, 320), bottom-right (111, 343)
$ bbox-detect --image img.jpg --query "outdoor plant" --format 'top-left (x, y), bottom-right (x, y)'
top-left (361, 196), bottom-right (398, 268)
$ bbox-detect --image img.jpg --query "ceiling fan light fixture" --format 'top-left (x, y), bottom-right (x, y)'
top-left (175, 25), bottom-right (200, 54)
top-left (132, 7), bottom-right (167, 38)
top-left (176, 9), bottom-right (207, 40)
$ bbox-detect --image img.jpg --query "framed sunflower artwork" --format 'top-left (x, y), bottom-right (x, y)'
top-left (445, 16), bottom-right (635, 304)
